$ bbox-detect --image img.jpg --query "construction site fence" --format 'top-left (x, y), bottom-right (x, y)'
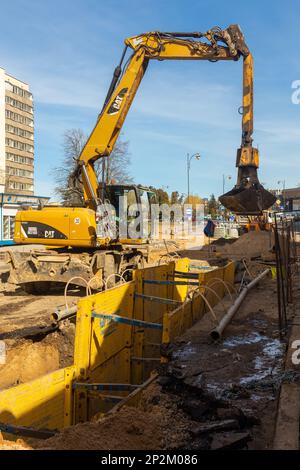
top-left (0, 258), bottom-right (234, 435)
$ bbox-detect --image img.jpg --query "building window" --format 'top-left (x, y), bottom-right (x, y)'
top-left (5, 138), bottom-right (34, 153)
top-left (5, 81), bottom-right (32, 100)
top-left (5, 124), bottom-right (34, 140)
top-left (7, 166), bottom-right (33, 178)
top-left (5, 109), bottom-right (33, 127)
top-left (3, 215), bottom-right (15, 240)
top-left (6, 152), bottom-right (34, 166)
top-left (8, 181), bottom-right (33, 191)
top-left (5, 95), bottom-right (33, 114)
top-left (5, 82), bottom-right (13, 92)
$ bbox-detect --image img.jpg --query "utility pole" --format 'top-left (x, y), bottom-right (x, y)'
top-left (277, 180), bottom-right (286, 209)
top-left (187, 153), bottom-right (201, 201)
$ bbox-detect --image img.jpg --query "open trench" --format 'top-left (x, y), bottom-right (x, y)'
top-left (0, 232), bottom-right (298, 450)
top-left (37, 273), bottom-right (289, 451)
top-left (0, 274), bottom-right (291, 450)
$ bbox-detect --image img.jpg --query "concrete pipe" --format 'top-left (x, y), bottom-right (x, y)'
top-left (210, 268), bottom-right (270, 341)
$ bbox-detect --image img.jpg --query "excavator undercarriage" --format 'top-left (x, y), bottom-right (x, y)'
top-left (2, 245), bottom-right (146, 294)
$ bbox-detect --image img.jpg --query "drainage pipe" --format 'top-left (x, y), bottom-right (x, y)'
top-left (210, 268), bottom-right (270, 341)
top-left (51, 305), bottom-right (78, 322)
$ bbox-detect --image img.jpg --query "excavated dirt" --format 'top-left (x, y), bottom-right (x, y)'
top-left (0, 320), bottom-right (76, 390)
top-left (178, 231), bottom-right (275, 262)
top-left (0, 340), bottom-right (59, 390)
top-left (38, 386), bottom-right (190, 450)
top-left (0, 435), bottom-right (31, 450)
top-left (0, 282), bottom-right (80, 390)
top-left (217, 231), bottom-right (274, 258)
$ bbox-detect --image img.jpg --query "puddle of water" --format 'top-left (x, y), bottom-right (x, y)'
top-left (223, 332), bottom-right (268, 348)
top-left (239, 339), bottom-right (285, 386)
top-left (240, 368), bottom-right (273, 385)
top-left (262, 340), bottom-right (284, 358)
top-left (250, 393), bottom-right (273, 402)
top-left (247, 318), bottom-right (268, 328)
top-left (205, 382), bottom-right (227, 399)
top-left (173, 342), bottom-right (197, 361)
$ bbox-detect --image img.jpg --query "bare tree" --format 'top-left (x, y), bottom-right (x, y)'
top-left (54, 129), bottom-right (86, 206)
top-left (100, 139), bottom-right (134, 185)
top-left (54, 128), bottom-right (133, 206)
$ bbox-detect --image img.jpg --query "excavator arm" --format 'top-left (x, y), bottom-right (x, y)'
top-left (74, 25), bottom-right (275, 214)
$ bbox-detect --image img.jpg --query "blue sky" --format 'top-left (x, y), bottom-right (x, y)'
top-left (1, 0), bottom-right (300, 199)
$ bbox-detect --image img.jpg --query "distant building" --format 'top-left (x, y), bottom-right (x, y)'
top-left (0, 67), bottom-right (34, 195)
top-left (0, 68), bottom-right (51, 245)
top-left (270, 187), bottom-right (300, 211)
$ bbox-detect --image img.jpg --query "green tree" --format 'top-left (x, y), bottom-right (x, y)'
top-left (149, 187), bottom-right (169, 205)
top-left (170, 191), bottom-right (184, 205)
top-left (207, 194), bottom-right (219, 217)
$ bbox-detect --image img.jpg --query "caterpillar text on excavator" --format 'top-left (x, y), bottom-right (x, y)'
top-left (3, 24), bottom-right (275, 292)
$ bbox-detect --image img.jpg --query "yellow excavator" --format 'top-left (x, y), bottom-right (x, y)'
top-left (6, 24), bottom-right (275, 292)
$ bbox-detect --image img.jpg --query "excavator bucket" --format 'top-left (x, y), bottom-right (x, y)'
top-left (219, 183), bottom-right (276, 215)
top-left (220, 153), bottom-right (276, 215)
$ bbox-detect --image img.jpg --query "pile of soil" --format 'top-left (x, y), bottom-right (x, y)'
top-left (38, 386), bottom-right (190, 450)
top-left (0, 319), bottom-right (76, 391)
top-left (0, 340), bottom-right (59, 390)
top-left (0, 434), bottom-right (30, 450)
top-left (212, 237), bottom-right (236, 246)
top-left (217, 231), bottom-right (274, 258)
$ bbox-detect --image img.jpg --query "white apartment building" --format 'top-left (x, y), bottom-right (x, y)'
top-left (0, 67), bottom-right (34, 195)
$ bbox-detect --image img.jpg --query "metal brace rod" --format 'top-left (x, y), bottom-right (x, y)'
top-left (143, 279), bottom-right (199, 286)
top-left (92, 312), bottom-right (163, 330)
top-left (131, 357), bottom-right (161, 362)
top-left (0, 422), bottom-right (57, 439)
top-left (73, 383), bottom-right (142, 391)
top-left (173, 271), bottom-right (199, 279)
top-left (87, 394), bottom-right (124, 403)
top-left (135, 292), bottom-right (181, 305)
top-left (190, 265), bottom-right (214, 270)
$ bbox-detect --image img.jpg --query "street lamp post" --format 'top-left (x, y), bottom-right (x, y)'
top-left (187, 153), bottom-right (201, 201)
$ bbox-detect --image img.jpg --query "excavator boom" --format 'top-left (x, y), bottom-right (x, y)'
top-left (73, 24), bottom-right (275, 214)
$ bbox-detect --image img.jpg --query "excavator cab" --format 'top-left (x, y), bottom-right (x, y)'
top-left (104, 184), bottom-right (157, 241)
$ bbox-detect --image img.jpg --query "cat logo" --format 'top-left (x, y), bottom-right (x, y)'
top-left (45, 230), bottom-right (55, 238)
top-left (107, 88), bottom-right (128, 115)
